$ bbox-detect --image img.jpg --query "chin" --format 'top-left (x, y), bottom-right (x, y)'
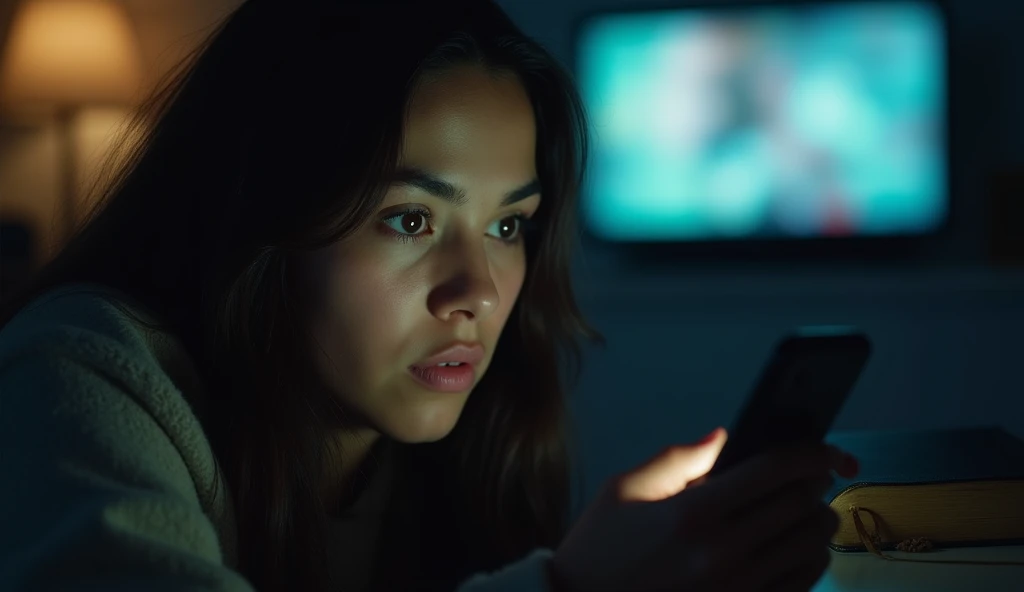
top-left (386, 421), bottom-right (460, 444)
top-left (380, 401), bottom-right (467, 443)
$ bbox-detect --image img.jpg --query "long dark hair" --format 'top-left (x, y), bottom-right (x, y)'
top-left (0, 0), bottom-right (598, 589)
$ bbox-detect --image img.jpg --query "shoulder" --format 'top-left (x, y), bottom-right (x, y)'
top-left (0, 283), bottom-right (238, 566)
top-left (2, 283), bottom-right (173, 372)
top-left (0, 283), bottom-right (209, 417)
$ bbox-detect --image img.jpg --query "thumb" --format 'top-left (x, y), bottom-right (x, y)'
top-left (616, 428), bottom-right (728, 502)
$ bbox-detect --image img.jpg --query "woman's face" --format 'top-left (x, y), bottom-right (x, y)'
top-left (300, 64), bottom-right (540, 443)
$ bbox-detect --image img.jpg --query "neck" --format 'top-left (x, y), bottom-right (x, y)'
top-left (321, 427), bottom-right (383, 515)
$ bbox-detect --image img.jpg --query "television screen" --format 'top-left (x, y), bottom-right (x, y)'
top-left (576, 0), bottom-right (948, 242)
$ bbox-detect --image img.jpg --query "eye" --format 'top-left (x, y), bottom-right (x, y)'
top-left (382, 209), bottom-right (431, 237)
top-left (486, 215), bottom-right (524, 242)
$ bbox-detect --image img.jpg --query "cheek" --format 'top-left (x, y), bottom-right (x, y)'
top-left (490, 249), bottom-right (528, 327)
top-left (305, 245), bottom-right (426, 373)
top-left (342, 260), bottom-right (418, 322)
top-left (302, 240), bottom-right (526, 379)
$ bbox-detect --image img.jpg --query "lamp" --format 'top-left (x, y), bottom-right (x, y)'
top-left (0, 0), bottom-right (142, 242)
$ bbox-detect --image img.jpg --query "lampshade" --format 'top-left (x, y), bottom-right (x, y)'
top-left (0, 0), bottom-right (142, 108)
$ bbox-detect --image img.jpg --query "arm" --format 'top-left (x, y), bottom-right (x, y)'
top-left (455, 549), bottom-right (563, 592)
top-left (0, 329), bottom-right (254, 591)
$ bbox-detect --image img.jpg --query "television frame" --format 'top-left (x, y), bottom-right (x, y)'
top-left (570, 0), bottom-right (955, 262)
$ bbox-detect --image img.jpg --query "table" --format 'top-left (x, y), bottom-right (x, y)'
top-left (814, 546), bottom-right (1024, 591)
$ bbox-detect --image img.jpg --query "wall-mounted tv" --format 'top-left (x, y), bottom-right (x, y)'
top-left (575, 0), bottom-right (948, 244)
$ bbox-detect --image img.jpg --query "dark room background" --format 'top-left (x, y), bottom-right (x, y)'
top-left (1, 0), bottom-right (1022, 509)
top-left (493, 0), bottom-right (1024, 504)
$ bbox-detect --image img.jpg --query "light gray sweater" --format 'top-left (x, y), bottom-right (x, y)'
top-left (0, 285), bottom-right (554, 591)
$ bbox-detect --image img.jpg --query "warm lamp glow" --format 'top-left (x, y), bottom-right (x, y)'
top-left (0, 0), bottom-right (142, 107)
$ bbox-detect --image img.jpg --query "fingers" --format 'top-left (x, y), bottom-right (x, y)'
top-left (677, 442), bottom-right (859, 521)
top-left (714, 476), bottom-right (834, 558)
top-left (813, 473), bottom-right (836, 498)
top-left (827, 444), bottom-right (860, 479)
top-left (652, 500), bottom-right (835, 592)
top-left (675, 443), bottom-right (832, 521)
top-left (615, 428), bottom-right (728, 502)
top-left (744, 503), bottom-right (839, 586)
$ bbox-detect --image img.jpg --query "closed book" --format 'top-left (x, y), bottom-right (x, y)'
top-left (824, 426), bottom-right (1024, 552)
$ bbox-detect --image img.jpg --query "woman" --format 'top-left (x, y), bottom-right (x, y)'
top-left (0, 0), bottom-right (858, 590)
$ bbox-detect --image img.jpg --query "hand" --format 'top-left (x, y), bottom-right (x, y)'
top-left (550, 429), bottom-right (859, 592)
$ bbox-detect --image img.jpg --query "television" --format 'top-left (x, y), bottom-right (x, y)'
top-left (575, 0), bottom-right (949, 245)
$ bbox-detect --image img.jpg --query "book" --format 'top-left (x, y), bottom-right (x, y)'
top-left (825, 426), bottom-right (1024, 553)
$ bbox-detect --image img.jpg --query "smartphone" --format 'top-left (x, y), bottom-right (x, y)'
top-left (708, 326), bottom-right (871, 476)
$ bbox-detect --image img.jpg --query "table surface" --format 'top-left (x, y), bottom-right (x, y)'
top-left (814, 546), bottom-right (1024, 591)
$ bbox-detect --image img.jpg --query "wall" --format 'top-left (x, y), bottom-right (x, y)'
top-left (2, 0), bottom-right (1022, 504)
top-left (0, 0), bottom-right (241, 260)
top-left (494, 0), bottom-right (1024, 502)
top-left (568, 268), bottom-right (1024, 503)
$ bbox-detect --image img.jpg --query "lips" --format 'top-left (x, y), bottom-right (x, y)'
top-left (411, 342), bottom-right (485, 369)
top-left (408, 342), bottom-right (485, 393)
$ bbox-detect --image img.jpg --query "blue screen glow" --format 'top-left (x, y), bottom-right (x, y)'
top-left (576, 1), bottom-right (948, 242)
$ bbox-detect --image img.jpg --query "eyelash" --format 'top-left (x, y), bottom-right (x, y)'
top-left (379, 208), bottom-right (535, 245)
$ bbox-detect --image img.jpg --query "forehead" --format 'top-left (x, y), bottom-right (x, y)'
top-left (400, 65), bottom-right (537, 182)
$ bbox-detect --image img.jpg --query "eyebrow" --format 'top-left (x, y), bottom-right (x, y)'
top-left (389, 166), bottom-right (541, 207)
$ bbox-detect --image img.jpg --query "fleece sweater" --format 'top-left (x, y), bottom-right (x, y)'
top-left (0, 284), bottom-right (555, 591)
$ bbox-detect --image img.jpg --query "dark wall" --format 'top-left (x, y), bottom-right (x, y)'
top-left (569, 269), bottom-right (1024, 503)
top-left (495, 0), bottom-right (1024, 501)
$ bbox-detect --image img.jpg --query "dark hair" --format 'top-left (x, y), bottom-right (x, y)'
top-left (1, 0), bottom-right (599, 589)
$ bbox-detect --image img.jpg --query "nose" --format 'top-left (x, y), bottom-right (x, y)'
top-left (426, 242), bottom-right (499, 322)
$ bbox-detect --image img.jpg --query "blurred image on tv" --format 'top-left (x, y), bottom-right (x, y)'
top-left (576, 1), bottom-right (948, 242)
